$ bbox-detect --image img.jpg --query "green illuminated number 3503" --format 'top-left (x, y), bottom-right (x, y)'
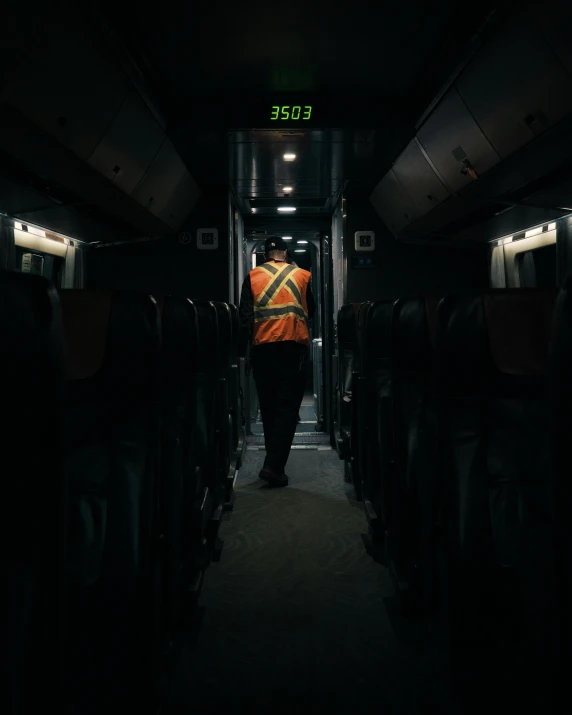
top-left (271, 105), bottom-right (312, 120)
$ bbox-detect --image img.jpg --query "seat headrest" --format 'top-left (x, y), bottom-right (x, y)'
top-left (337, 304), bottom-right (358, 346)
top-left (214, 302), bottom-right (232, 370)
top-left (352, 302), bottom-right (361, 323)
top-left (483, 290), bottom-right (556, 376)
top-left (161, 296), bottom-right (199, 373)
top-left (437, 290), bottom-right (556, 395)
top-left (364, 300), bottom-right (393, 361)
top-left (436, 293), bottom-right (488, 395)
top-left (152, 294), bottom-right (165, 314)
top-left (60, 290), bottom-right (111, 380)
top-left (392, 297), bottom-right (437, 372)
top-left (194, 301), bottom-right (218, 370)
top-left (425, 297), bottom-right (439, 347)
top-left (229, 303), bottom-right (240, 361)
top-left (1, 272), bottom-right (65, 383)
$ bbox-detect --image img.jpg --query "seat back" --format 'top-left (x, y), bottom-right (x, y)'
top-left (549, 276), bottom-right (572, 704)
top-left (228, 304), bottom-right (242, 457)
top-left (60, 289), bottom-right (161, 710)
top-left (359, 300), bottom-right (393, 518)
top-left (213, 302), bottom-right (233, 501)
top-left (157, 296), bottom-right (199, 636)
top-left (437, 289), bottom-right (556, 706)
top-left (389, 296), bottom-right (439, 613)
top-left (349, 302), bottom-right (370, 485)
top-left (335, 303), bottom-right (360, 459)
top-left (1, 272), bottom-right (66, 715)
top-left (193, 302), bottom-right (219, 505)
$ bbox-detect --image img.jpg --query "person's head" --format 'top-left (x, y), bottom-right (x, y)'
top-left (264, 236), bottom-right (288, 261)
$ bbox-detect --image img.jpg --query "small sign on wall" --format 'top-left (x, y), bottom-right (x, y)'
top-left (354, 231), bottom-right (375, 252)
top-left (197, 228), bottom-right (219, 250)
top-left (22, 253), bottom-right (44, 275)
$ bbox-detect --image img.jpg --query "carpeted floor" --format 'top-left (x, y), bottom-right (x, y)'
top-left (161, 448), bottom-right (454, 714)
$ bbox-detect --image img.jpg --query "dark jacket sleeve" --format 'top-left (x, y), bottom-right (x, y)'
top-left (238, 274), bottom-right (253, 357)
top-left (306, 281), bottom-right (316, 320)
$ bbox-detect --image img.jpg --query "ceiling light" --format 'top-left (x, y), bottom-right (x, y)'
top-left (297, 240), bottom-right (308, 244)
top-left (283, 186), bottom-right (293, 192)
top-left (283, 153), bottom-right (296, 161)
top-left (252, 208), bottom-right (256, 213)
top-left (282, 236), bottom-right (293, 240)
top-left (278, 207), bottom-right (296, 212)
top-left (294, 249), bottom-right (306, 253)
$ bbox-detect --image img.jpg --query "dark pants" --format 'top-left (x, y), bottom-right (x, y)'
top-left (252, 341), bottom-right (308, 475)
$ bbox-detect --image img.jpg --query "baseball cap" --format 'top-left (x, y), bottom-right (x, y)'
top-left (264, 236), bottom-right (288, 253)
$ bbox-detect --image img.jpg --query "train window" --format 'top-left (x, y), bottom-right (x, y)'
top-left (517, 243), bottom-right (557, 288)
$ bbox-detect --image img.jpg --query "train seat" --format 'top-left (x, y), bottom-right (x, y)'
top-left (1, 272), bottom-right (66, 715)
top-left (548, 275), bottom-right (572, 706)
top-left (335, 303), bottom-right (360, 460)
top-left (436, 289), bottom-right (556, 704)
top-left (359, 300), bottom-right (393, 536)
top-left (213, 302), bottom-right (234, 504)
top-left (228, 303), bottom-right (244, 470)
top-left (60, 289), bottom-right (162, 710)
top-left (389, 296), bottom-right (439, 615)
top-left (192, 302), bottom-right (221, 563)
top-left (156, 295), bottom-right (200, 639)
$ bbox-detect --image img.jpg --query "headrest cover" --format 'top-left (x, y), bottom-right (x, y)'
top-left (365, 301), bottom-right (393, 361)
top-left (60, 290), bottom-right (111, 380)
top-left (392, 298), bottom-right (433, 372)
top-left (229, 303), bottom-right (240, 360)
top-left (484, 290), bottom-right (556, 376)
top-left (352, 302), bottom-right (361, 323)
top-left (214, 302), bottom-right (232, 369)
top-left (436, 294), bottom-right (488, 395)
top-left (153, 294), bottom-right (165, 314)
top-left (425, 297), bottom-right (439, 348)
top-left (195, 301), bottom-right (218, 370)
top-left (162, 296), bottom-right (199, 372)
top-left (338, 304), bottom-right (358, 346)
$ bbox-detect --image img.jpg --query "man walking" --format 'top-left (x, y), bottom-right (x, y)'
top-left (239, 237), bottom-right (315, 487)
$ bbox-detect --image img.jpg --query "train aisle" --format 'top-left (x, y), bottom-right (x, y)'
top-left (161, 449), bottom-right (454, 714)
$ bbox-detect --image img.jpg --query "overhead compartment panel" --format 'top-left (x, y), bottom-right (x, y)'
top-left (392, 139), bottom-right (450, 215)
top-left (537, 2), bottom-right (572, 77)
top-left (88, 90), bottom-right (165, 195)
top-left (159, 171), bottom-right (201, 231)
top-left (457, 20), bottom-right (572, 159)
top-left (417, 88), bottom-right (501, 192)
top-left (132, 138), bottom-right (187, 217)
top-left (370, 170), bottom-right (419, 236)
top-left (1, 11), bottom-right (129, 162)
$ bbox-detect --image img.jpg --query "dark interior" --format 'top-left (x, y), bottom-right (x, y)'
top-left (2, 1), bottom-right (572, 714)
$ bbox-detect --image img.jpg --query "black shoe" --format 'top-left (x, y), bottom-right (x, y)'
top-left (259, 468), bottom-right (288, 488)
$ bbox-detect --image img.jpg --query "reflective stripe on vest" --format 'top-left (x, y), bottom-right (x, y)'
top-left (251, 261), bottom-right (310, 346)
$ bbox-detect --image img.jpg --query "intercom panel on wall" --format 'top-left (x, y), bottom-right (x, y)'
top-left (197, 228), bottom-right (219, 250)
top-left (354, 231), bottom-right (375, 252)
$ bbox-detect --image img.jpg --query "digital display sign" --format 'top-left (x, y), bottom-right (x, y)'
top-left (184, 94), bottom-right (384, 129)
top-left (270, 105), bottom-right (313, 121)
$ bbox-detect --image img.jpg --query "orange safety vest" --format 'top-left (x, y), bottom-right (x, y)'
top-left (250, 260), bottom-right (311, 347)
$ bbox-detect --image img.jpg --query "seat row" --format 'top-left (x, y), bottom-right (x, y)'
top-left (1, 272), bottom-right (245, 715)
top-left (335, 282), bottom-right (572, 706)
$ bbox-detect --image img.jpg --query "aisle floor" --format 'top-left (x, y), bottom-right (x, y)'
top-left (162, 449), bottom-right (454, 714)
